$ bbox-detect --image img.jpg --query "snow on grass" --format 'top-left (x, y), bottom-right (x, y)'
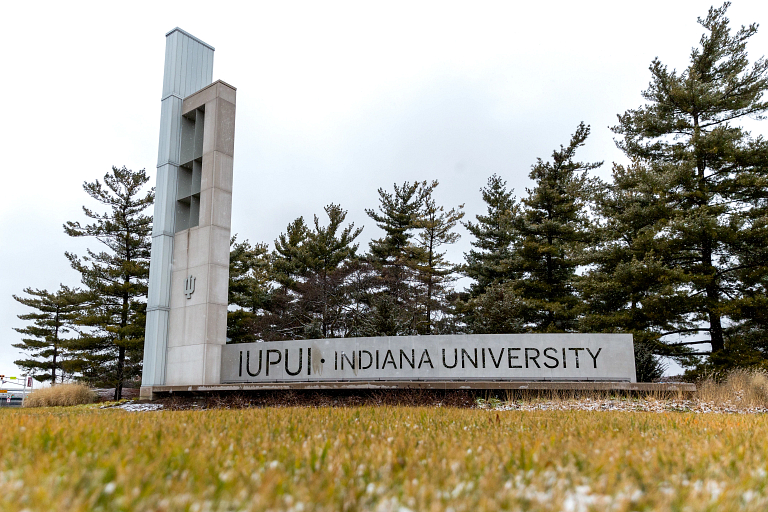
top-left (116, 402), bottom-right (163, 412)
top-left (482, 397), bottom-right (768, 414)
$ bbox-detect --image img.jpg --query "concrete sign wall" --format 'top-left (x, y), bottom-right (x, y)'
top-left (221, 334), bottom-right (636, 383)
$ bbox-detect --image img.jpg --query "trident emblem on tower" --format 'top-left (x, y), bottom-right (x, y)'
top-left (184, 275), bottom-right (196, 299)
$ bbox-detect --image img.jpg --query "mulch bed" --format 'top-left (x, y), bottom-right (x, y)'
top-left (93, 387), bottom-right (140, 402)
top-left (145, 389), bottom-right (478, 410)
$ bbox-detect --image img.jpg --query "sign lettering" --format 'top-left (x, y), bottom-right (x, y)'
top-left (220, 334), bottom-right (635, 383)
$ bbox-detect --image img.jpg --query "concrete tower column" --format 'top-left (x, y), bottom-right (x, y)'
top-left (142, 29), bottom-right (215, 388)
top-left (164, 80), bottom-right (236, 386)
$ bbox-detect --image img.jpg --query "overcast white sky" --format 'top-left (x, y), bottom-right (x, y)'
top-left (1, 1), bottom-right (766, 379)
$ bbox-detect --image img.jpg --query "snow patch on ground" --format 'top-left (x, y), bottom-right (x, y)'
top-left (484, 397), bottom-right (768, 414)
top-left (117, 402), bottom-right (164, 412)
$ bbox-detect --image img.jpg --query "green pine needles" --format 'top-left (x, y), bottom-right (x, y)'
top-left (610, 2), bottom-right (768, 374)
top-left (63, 166), bottom-right (154, 400)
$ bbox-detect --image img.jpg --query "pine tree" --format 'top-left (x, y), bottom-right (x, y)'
top-left (63, 166), bottom-right (153, 400)
top-left (462, 174), bottom-right (520, 297)
top-left (340, 259), bottom-right (380, 338)
top-left (12, 286), bottom-right (85, 384)
top-left (228, 236), bottom-right (274, 344)
top-left (364, 181), bottom-right (435, 335)
top-left (510, 122), bottom-right (601, 332)
top-left (271, 205), bottom-right (363, 339)
top-left (229, 236), bottom-right (272, 313)
top-left (458, 283), bottom-right (526, 335)
top-left (612, 2), bottom-right (768, 367)
top-left (729, 192), bottom-right (768, 367)
top-left (272, 217), bottom-right (309, 289)
top-left (413, 185), bottom-right (464, 333)
top-left (580, 162), bottom-right (691, 379)
top-left (295, 204), bottom-right (363, 338)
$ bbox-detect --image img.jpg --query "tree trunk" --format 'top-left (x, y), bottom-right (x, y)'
top-left (322, 270), bottom-right (328, 338)
top-left (707, 303), bottom-right (725, 353)
top-left (693, 114), bottom-right (725, 355)
top-left (115, 346), bottom-right (125, 401)
top-left (116, 288), bottom-right (129, 401)
top-left (546, 232), bottom-right (554, 329)
top-left (426, 236), bottom-right (434, 334)
top-left (53, 306), bottom-right (60, 384)
top-left (704, 238), bottom-right (725, 353)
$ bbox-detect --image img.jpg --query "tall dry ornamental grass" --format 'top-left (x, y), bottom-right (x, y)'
top-left (24, 383), bottom-right (95, 407)
top-left (697, 369), bottom-right (768, 407)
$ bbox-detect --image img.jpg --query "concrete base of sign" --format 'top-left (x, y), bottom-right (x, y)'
top-left (140, 381), bottom-right (695, 399)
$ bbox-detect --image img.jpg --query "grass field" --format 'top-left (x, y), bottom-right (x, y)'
top-left (2, 407), bottom-right (767, 511)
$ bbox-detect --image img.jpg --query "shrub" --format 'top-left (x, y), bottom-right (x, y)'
top-left (24, 383), bottom-right (96, 407)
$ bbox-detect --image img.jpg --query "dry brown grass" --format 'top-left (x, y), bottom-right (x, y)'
top-left (3, 406), bottom-right (768, 510)
top-left (697, 369), bottom-right (768, 407)
top-left (24, 383), bottom-right (96, 407)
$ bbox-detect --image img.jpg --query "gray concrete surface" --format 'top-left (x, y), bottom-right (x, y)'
top-left (165, 81), bottom-right (236, 386)
top-left (140, 380), bottom-right (695, 400)
top-left (219, 334), bottom-right (637, 384)
top-left (143, 29), bottom-right (215, 387)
